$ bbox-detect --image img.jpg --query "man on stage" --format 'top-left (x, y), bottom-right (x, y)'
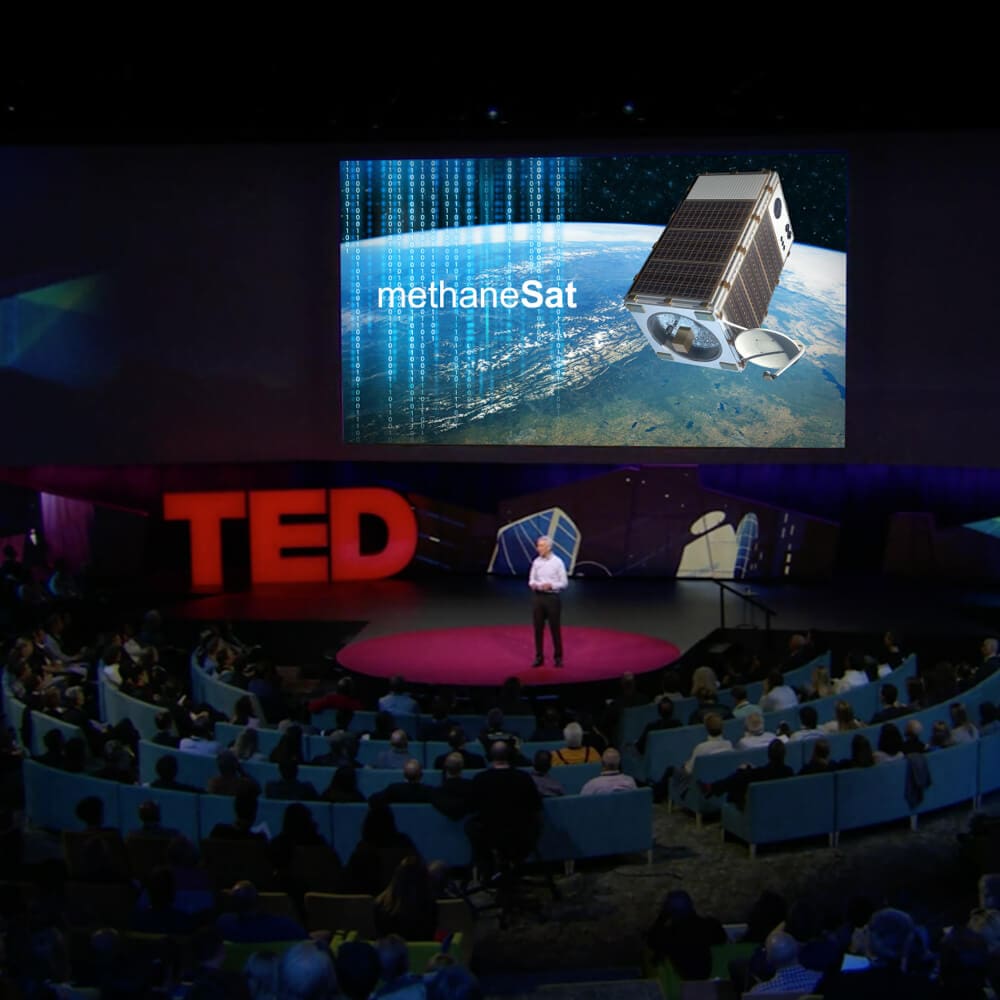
top-left (529, 535), bottom-right (567, 667)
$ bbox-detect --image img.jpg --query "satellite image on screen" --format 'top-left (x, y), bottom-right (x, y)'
top-left (341, 154), bottom-right (846, 449)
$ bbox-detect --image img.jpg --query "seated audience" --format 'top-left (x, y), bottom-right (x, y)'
top-left (581, 747), bottom-right (638, 795)
top-left (345, 802), bottom-right (420, 896)
top-left (902, 719), bottom-right (927, 754)
top-left (208, 748), bottom-right (260, 796)
top-left (815, 906), bottom-right (937, 999)
top-left (760, 670), bottom-right (798, 712)
top-left (746, 929), bottom-right (822, 995)
top-left (736, 712), bottom-right (777, 750)
top-left (646, 889), bottom-right (727, 980)
top-left (372, 758), bottom-right (436, 808)
top-left (551, 721), bottom-right (601, 766)
top-left (839, 734), bottom-right (876, 768)
top-left (636, 698), bottom-right (681, 754)
top-left (216, 879), bottom-right (307, 942)
top-left (373, 856), bottom-right (438, 941)
top-left (321, 765), bottom-right (367, 804)
top-left (822, 700), bottom-right (863, 733)
top-left (374, 729), bottom-right (414, 770)
top-left (265, 759), bottom-right (319, 801)
top-left (433, 726), bottom-right (486, 771)
top-left (529, 749), bottom-right (566, 797)
top-left (874, 723), bottom-right (904, 762)
top-left (790, 704), bottom-right (823, 741)
top-left (701, 739), bottom-right (792, 810)
top-left (871, 683), bottom-right (908, 724)
top-left (799, 737), bottom-right (835, 775)
top-left (950, 702), bottom-right (979, 743)
top-left (432, 752), bottom-right (477, 819)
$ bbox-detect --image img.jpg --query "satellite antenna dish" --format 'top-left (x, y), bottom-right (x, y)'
top-left (733, 327), bottom-right (805, 380)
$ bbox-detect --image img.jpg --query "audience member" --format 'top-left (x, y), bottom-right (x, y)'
top-left (581, 747), bottom-right (637, 795)
top-left (529, 749), bottom-right (566, 797)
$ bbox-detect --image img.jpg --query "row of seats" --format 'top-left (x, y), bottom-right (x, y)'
top-left (137, 739), bottom-right (602, 795)
top-left (641, 653), bottom-right (924, 780)
top-left (619, 649), bottom-right (834, 747)
top-left (722, 733), bottom-right (1000, 856)
top-left (23, 759), bottom-right (654, 870)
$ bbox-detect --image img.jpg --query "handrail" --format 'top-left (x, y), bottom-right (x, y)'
top-left (715, 580), bottom-right (777, 633)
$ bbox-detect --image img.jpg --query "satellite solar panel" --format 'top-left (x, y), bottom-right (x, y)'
top-left (627, 197), bottom-right (756, 301)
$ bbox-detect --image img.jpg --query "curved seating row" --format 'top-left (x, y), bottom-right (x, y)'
top-left (640, 653), bottom-right (921, 781)
top-left (23, 759), bottom-right (653, 869)
top-left (619, 650), bottom-right (834, 748)
top-left (187, 655), bottom-right (265, 724)
top-left (666, 666), bottom-right (1000, 824)
top-left (101, 676), bottom-right (165, 741)
top-left (137, 740), bottom-right (602, 796)
top-left (721, 734), bottom-right (999, 856)
top-left (211, 722), bottom-right (570, 769)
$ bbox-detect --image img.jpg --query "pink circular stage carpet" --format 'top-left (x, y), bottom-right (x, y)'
top-left (338, 625), bottom-right (681, 686)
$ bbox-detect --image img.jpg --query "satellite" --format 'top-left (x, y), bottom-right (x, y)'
top-left (488, 507), bottom-right (580, 577)
top-left (623, 171), bottom-right (804, 379)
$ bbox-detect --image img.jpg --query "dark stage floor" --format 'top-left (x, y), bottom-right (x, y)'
top-left (169, 575), bottom-right (1000, 684)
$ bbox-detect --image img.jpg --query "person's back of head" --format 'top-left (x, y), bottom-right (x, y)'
top-left (766, 739), bottom-right (785, 766)
top-left (731, 685), bottom-right (747, 704)
top-left (43, 728), bottom-right (64, 754)
top-left (444, 752), bottom-right (464, 779)
top-left (389, 675), bottom-right (406, 695)
top-left (851, 734), bottom-right (874, 766)
top-left (390, 728), bottom-right (408, 750)
top-left (979, 873), bottom-right (1000, 910)
top-left (602, 747), bottom-right (622, 772)
top-left (233, 787), bottom-right (259, 827)
top-left (155, 754), bottom-right (178, 782)
top-left (138, 800), bottom-right (161, 826)
top-left (745, 713), bottom-right (765, 736)
top-left (563, 722), bottom-right (584, 748)
top-left (810, 738), bottom-right (831, 765)
top-left (217, 749), bottom-right (240, 777)
top-left (377, 934), bottom-right (410, 984)
top-left (335, 940), bottom-right (380, 1000)
top-left (799, 705), bottom-right (818, 729)
top-left (704, 713), bottom-right (723, 738)
top-left (764, 929), bottom-right (799, 969)
top-left (229, 879), bottom-right (258, 915)
top-left (76, 795), bottom-right (104, 828)
top-left (490, 741), bottom-right (511, 766)
top-left (447, 726), bottom-right (466, 751)
top-left (403, 759), bottom-right (423, 784)
top-left (657, 699), bottom-right (675, 721)
top-left (533, 749), bottom-right (552, 775)
top-left (867, 907), bottom-right (924, 969)
top-left (878, 723), bottom-right (903, 756)
top-left (835, 700), bottom-right (855, 727)
top-left (281, 940), bottom-right (339, 1000)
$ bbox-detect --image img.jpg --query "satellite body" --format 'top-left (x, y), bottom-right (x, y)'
top-left (623, 170), bottom-right (803, 378)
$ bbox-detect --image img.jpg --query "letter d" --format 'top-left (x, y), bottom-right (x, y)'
top-left (329, 488), bottom-right (417, 580)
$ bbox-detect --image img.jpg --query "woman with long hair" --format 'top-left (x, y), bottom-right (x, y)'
top-left (373, 855), bottom-right (439, 941)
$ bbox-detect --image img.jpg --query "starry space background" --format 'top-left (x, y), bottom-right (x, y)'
top-left (343, 153), bottom-right (846, 252)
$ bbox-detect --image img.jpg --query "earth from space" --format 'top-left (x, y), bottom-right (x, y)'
top-left (342, 222), bottom-right (846, 448)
